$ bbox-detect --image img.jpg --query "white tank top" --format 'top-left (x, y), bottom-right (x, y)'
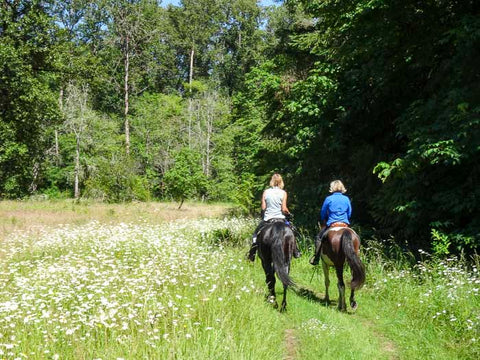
top-left (263, 187), bottom-right (285, 221)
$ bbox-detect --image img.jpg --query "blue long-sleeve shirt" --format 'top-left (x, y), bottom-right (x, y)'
top-left (320, 192), bottom-right (352, 226)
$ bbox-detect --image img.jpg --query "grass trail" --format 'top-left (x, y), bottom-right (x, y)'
top-left (246, 249), bottom-right (479, 360)
top-left (245, 256), bottom-right (402, 360)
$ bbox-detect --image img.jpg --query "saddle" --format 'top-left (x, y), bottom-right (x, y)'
top-left (329, 222), bottom-right (349, 228)
top-left (266, 218), bottom-right (286, 224)
top-left (324, 224), bottom-right (358, 239)
top-left (320, 222), bottom-right (349, 240)
top-left (262, 218), bottom-right (295, 234)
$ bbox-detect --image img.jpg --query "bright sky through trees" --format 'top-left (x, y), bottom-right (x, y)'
top-left (161, 0), bottom-right (278, 6)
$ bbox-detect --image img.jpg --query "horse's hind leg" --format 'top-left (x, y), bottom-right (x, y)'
top-left (322, 261), bottom-right (330, 305)
top-left (280, 259), bottom-right (292, 312)
top-left (336, 265), bottom-right (346, 312)
top-left (261, 260), bottom-right (277, 308)
top-left (350, 289), bottom-right (357, 310)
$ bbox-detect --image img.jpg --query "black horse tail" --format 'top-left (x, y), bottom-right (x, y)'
top-left (341, 230), bottom-right (365, 290)
top-left (271, 224), bottom-right (295, 287)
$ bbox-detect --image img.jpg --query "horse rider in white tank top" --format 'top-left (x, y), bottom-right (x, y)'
top-left (247, 173), bottom-right (301, 261)
top-left (263, 187), bottom-right (286, 221)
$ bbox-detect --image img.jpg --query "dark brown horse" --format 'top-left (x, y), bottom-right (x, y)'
top-left (257, 220), bottom-right (296, 311)
top-left (318, 227), bottom-right (365, 311)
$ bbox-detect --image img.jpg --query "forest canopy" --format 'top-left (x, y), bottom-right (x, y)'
top-left (0, 0), bottom-right (478, 253)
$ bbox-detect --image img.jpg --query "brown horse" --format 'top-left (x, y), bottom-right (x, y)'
top-left (317, 227), bottom-right (365, 312)
top-left (257, 220), bottom-right (296, 311)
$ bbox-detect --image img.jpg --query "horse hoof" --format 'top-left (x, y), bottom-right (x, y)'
top-left (351, 301), bottom-right (358, 310)
top-left (267, 295), bottom-right (278, 308)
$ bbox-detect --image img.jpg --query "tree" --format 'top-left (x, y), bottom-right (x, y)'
top-left (62, 83), bottom-right (98, 199)
top-left (0, 0), bottom-right (61, 197)
top-left (163, 148), bottom-right (207, 209)
top-left (232, 0), bottom-right (480, 252)
top-left (168, 0), bottom-right (222, 86)
top-left (130, 92), bottom-right (185, 195)
top-left (102, 0), bottom-right (162, 154)
top-left (212, 0), bottom-right (265, 94)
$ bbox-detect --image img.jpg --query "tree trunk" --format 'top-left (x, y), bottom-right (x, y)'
top-left (205, 105), bottom-right (212, 178)
top-left (145, 131), bottom-right (150, 166)
top-left (188, 98), bottom-right (192, 148)
top-left (188, 46), bottom-right (195, 149)
top-left (29, 162), bottom-right (40, 193)
top-left (56, 87), bottom-right (63, 164)
top-left (124, 36), bottom-right (130, 155)
top-left (74, 134), bottom-right (80, 199)
top-left (55, 129), bottom-right (59, 163)
top-left (189, 46), bottom-right (194, 86)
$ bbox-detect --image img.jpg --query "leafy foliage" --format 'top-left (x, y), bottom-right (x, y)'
top-left (0, 0), bottom-right (61, 197)
top-left (0, 0), bottom-right (478, 253)
top-left (163, 148), bottom-right (208, 208)
top-left (230, 0), bottom-right (480, 251)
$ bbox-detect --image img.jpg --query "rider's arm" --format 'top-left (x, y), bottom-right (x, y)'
top-left (281, 191), bottom-right (290, 215)
top-left (320, 197), bottom-right (329, 223)
top-left (347, 198), bottom-right (352, 219)
top-left (261, 191), bottom-right (266, 211)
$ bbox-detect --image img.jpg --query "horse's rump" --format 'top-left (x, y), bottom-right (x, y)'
top-left (258, 221), bottom-right (295, 287)
top-left (324, 226), bottom-right (359, 239)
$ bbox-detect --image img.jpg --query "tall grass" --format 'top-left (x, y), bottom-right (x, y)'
top-left (0, 218), bottom-right (283, 359)
top-left (0, 201), bottom-right (478, 359)
top-left (358, 238), bottom-right (480, 359)
top-left (0, 200), bottom-right (230, 241)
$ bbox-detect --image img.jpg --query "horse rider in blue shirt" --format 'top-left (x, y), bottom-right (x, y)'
top-left (309, 180), bottom-right (352, 266)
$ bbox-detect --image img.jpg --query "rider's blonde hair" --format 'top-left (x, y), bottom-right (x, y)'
top-left (269, 173), bottom-right (285, 189)
top-left (329, 180), bottom-right (347, 193)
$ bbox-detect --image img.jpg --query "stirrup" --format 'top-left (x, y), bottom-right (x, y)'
top-left (309, 256), bottom-right (319, 266)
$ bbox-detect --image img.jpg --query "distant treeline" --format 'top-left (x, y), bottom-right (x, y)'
top-left (1, 0), bottom-right (478, 253)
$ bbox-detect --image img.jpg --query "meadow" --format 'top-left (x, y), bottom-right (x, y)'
top-left (0, 201), bottom-right (478, 359)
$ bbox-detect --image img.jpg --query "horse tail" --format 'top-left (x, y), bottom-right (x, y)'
top-left (341, 230), bottom-right (365, 290)
top-left (271, 224), bottom-right (295, 287)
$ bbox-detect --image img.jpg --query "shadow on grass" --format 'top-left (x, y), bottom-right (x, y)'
top-left (293, 286), bottom-right (358, 314)
top-left (292, 286), bottom-right (335, 307)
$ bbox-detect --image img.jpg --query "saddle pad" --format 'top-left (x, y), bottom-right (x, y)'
top-left (325, 227), bottom-right (358, 237)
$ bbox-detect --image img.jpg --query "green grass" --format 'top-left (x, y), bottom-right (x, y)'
top-left (0, 201), bottom-right (478, 359)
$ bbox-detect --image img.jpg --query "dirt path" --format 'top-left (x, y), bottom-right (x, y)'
top-left (361, 319), bottom-right (399, 360)
top-left (284, 328), bottom-right (299, 360)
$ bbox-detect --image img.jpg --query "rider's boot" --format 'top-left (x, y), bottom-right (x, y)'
top-left (309, 240), bottom-right (322, 265)
top-left (310, 229), bottom-right (326, 265)
top-left (293, 241), bottom-right (301, 258)
top-left (246, 236), bottom-right (258, 262)
top-left (309, 254), bottom-right (320, 265)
